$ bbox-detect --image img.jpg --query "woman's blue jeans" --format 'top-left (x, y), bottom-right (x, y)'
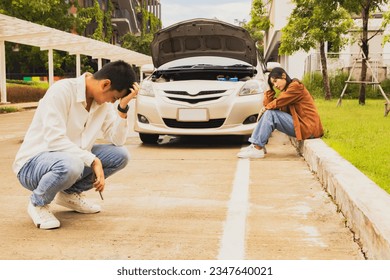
top-left (17, 144), bottom-right (129, 206)
top-left (249, 109), bottom-right (296, 147)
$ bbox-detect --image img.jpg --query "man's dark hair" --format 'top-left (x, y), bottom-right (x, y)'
top-left (93, 60), bottom-right (137, 96)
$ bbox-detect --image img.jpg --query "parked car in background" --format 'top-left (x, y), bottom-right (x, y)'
top-left (134, 18), bottom-right (268, 144)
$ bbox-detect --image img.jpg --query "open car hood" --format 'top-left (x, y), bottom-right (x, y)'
top-left (151, 18), bottom-right (258, 68)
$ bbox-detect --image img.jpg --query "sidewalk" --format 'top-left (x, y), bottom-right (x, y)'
top-left (0, 102), bottom-right (39, 110)
top-left (293, 138), bottom-right (390, 259)
top-left (0, 103), bottom-right (389, 259)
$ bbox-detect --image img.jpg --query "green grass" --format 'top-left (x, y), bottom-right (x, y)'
top-left (315, 99), bottom-right (390, 193)
top-left (0, 106), bottom-right (19, 113)
top-left (6, 80), bottom-right (49, 90)
top-left (7, 81), bottom-right (49, 90)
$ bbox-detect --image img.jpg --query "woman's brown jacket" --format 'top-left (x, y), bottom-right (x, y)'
top-left (263, 80), bottom-right (324, 141)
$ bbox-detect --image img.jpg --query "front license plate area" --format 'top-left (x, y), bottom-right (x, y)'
top-left (178, 108), bottom-right (209, 121)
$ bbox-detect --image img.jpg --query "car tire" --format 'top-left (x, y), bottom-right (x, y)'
top-left (139, 133), bottom-right (159, 144)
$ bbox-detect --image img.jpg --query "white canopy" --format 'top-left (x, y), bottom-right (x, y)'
top-left (0, 13), bottom-right (152, 103)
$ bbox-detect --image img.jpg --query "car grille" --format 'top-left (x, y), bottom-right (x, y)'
top-left (163, 118), bottom-right (225, 129)
top-left (163, 90), bottom-right (227, 104)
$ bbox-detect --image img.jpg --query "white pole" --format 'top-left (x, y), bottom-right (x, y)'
top-left (76, 54), bottom-right (81, 77)
top-left (0, 40), bottom-right (8, 104)
top-left (98, 58), bottom-right (102, 70)
top-left (48, 48), bottom-right (54, 86)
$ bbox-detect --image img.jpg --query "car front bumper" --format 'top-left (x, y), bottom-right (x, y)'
top-left (134, 89), bottom-right (262, 136)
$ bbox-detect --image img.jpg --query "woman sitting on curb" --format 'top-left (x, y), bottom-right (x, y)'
top-left (238, 67), bottom-right (323, 159)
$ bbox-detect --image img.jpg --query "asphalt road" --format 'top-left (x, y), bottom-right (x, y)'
top-left (0, 105), bottom-right (364, 260)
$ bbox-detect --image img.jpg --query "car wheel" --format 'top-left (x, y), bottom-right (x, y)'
top-left (139, 133), bottom-right (159, 144)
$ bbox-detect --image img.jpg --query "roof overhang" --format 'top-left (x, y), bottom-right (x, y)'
top-left (0, 13), bottom-right (152, 66)
top-left (264, 30), bottom-right (281, 62)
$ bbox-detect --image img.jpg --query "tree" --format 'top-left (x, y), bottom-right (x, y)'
top-left (121, 33), bottom-right (154, 56)
top-left (0, 0), bottom-right (112, 76)
top-left (340, 0), bottom-right (388, 105)
top-left (0, 0), bottom-right (83, 76)
top-left (76, 0), bottom-right (114, 43)
top-left (279, 0), bottom-right (353, 100)
top-left (243, 0), bottom-right (272, 68)
top-left (120, 8), bottom-right (161, 56)
top-left (383, 3), bottom-right (390, 43)
top-left (0, 0), bottom-right (76, 32)
top-left (247, 0), bottom-right (271, 31)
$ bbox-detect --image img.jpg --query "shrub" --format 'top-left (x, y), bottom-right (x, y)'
top-left (6, 84), bottom-right (46, 103)
top-left (302, 71), bottom-right (390, 100)
top-left (380, 78), bottom-right (390, 93)
top-left (0, 106), bottom-right (19, 114)
top-left (330, 71), bottom-right (357, 99)
top-left (302, 71), bottom-right (324, 99)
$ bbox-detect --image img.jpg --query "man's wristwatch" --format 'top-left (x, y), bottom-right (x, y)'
top-left (117, 104), bottom-right (129, 113)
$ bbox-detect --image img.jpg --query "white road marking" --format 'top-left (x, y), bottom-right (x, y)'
top-left (218, 158), bottom-right (250, 260)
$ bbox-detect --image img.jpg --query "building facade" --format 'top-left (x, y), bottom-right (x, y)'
top-left (262, 0), bottom-right (308, 79)
top-left (75, 0), bottom-right (161, 46)
top-left (263, 0), bottom-right (390, 81)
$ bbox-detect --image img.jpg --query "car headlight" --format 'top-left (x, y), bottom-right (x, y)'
top-left (139, 81), bottom-right (155, 97)
top-left (238, 80), bottom-right (263, 96)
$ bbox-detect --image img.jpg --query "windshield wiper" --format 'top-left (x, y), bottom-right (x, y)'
top-left (165, 64), bottom-right (216, 70)
top-left (226, 64), bottom-right (252, 68)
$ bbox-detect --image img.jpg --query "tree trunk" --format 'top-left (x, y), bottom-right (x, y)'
top-left (319, 42), bottom-right (331, 100)
top-left (359, 3), bottom-right (370, 105)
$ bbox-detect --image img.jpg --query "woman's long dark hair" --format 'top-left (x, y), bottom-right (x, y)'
top-left (267, 67), bottom-right (294, 91)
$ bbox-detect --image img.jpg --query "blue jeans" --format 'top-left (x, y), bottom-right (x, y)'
top-left (249, 110), bottom-right (296, 147)
top-left (17, 144), bottom-right (129, 206)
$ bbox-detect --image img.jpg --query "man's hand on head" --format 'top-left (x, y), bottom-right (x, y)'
top-left (121, 82), bottom-right (140, 106)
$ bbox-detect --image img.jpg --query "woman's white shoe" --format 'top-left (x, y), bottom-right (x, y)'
top-left (237, 145), bottom-right (265, 159)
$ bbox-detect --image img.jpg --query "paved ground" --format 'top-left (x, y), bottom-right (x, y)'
top-left (0, 105), bottom-right (364, 260)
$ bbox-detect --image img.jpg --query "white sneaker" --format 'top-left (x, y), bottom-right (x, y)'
top-left (240, 144), bottom-right (267, 154)
top-left (240, 144), bottom-right (255, 151)
top-left (27, 201), bottom-right (60, 229)
top-left (55, 192), bottom-right (101, 214)
top-left (237, 145), bottom-right (265, 159)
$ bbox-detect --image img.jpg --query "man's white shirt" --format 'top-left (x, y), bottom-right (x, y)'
top-left (13, 74), bottom-right (128, 174)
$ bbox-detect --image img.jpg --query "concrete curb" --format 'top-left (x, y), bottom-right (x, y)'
top-left (0, 102), bottom-right (39, 111)
top-left (292, 138), bottom-right (390, 259)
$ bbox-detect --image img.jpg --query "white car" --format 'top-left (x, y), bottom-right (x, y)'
top-left (134, 18), bottom-right (268, 144)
